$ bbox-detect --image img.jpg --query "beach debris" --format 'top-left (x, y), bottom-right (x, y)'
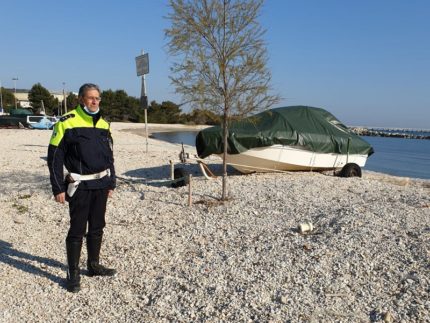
top-left (298, 222), bottom-right (314, 234)
top-left (280, 296), bottom-right (288, 304)
top-left (383, 311), bottom-right (394, 323)
top-left (171, 167), bottom-right (190, 188)
top-left (325, 293), bottom-right (349, 297)
top-left (188, 174), bottom-right (192, 206)
top-left (169, 160), bottom-right (174, 180)
top-left (302, 243), bottom-right (312, 251)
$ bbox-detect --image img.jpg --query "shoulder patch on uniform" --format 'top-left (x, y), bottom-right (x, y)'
top-left (60, 113), bottom-right (75, 122)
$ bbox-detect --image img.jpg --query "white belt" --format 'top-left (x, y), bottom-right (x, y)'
top-left (66, 169), bottom-right (110, 197)
top-left (71, 169), bottom-right (110, 181)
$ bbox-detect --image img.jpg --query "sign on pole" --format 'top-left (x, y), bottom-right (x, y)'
top-left (135, 53), bottom-right (149, 76)
top-left (135, 51), bottom-right (150, 153)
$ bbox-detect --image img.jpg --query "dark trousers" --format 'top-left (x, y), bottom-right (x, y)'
top-left (66, 189), bottom-right (109, 243)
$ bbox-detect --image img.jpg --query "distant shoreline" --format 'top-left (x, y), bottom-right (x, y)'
top-left (119, 122), bottom-right (430, 140)
top-left (121, 123), bottom-right (430, 140)
top-left (118, 123), bottom-right (209, 137)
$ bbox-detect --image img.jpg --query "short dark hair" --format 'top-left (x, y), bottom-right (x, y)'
top-left (78, 83), bottom-right (101, 98)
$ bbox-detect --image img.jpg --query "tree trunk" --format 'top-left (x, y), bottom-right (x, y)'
top-left (221, 106), bottom-right (228, 200)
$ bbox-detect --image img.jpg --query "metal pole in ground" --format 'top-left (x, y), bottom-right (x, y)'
top-left (170, 160), bottom-right (174, 180)
top-left (141, 72), bottom-right (148, 153)
top-left (188, 174), bottom-right (192, 206)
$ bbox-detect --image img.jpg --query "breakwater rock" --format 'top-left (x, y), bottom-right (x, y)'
top-left (349, 127), bottom-right (430, 139)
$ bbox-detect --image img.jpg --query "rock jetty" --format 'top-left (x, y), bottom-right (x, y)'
top-left (350, 127), bottom-right (430, 139)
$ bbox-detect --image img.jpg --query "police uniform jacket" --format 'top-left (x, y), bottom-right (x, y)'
top-left (47, 105), bottom-right (116, 196)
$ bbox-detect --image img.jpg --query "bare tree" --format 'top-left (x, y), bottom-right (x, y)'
top-left (165, 0), bottom-right (280, 200)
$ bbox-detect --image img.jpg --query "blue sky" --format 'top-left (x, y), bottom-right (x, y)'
top-left (1, 0), bottom-right (429, 128)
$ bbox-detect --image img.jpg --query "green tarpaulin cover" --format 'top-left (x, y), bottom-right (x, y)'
top-left (196, 106), bottom-right (374, 158)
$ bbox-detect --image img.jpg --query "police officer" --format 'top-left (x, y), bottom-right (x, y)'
top-left (48, 83), bottom-right (116, 293)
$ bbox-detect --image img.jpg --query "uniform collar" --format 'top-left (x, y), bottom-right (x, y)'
top-left (77, 105), bottom-right (101, 124)
top-left (83, 105), bottom-right (100, 115)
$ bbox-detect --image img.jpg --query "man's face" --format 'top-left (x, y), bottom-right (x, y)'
top-left (82, 89), bottom-right (101, 112)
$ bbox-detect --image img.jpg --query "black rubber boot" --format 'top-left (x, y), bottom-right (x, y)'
top-left (87, 237), bottom-right (116, 277)
top-left (66, 240), bottom-right (82, 293)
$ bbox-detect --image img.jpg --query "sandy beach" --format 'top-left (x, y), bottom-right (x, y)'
top-left (0, 122), bottom-right (429, 322)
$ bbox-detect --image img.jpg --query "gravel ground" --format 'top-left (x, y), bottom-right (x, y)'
top-left (0, 123), bottom-right (429, 322)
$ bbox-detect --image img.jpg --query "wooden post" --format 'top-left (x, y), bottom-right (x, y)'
top-left (170, 160), bottom-right (174, 180)
top-left (188, 174), bottom-right (192, 206)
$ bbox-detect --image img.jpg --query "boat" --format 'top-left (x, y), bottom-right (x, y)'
top-left (194, 106), bottom-right (374, 177)
top-left (0, 109), bottom-right (58, 129)
top-left (0, 108), bottom-right (32, 128)
top-left (26, 115), bottom-right (58, 129)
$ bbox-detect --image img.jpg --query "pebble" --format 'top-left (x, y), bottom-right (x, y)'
top-left (0, 123), bottom-right (429, 322)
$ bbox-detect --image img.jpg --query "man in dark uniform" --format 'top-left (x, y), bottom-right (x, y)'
top-left (47, 83), bottom-right (116, 293)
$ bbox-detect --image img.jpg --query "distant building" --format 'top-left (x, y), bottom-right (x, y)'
top-left (13, 89), bottom-right (32, 108)
top-left (5, 88), bottom-right (68, 108)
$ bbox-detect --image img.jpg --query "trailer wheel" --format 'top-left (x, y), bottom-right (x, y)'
top-left (340, 163), bottom-right (362, 178)
top-left (172, 167), bottom-right (190, 188)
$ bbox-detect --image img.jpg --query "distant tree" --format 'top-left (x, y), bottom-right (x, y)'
top-left (66, 92), bottom-right (78, 111)
top-left (53, 97), bottom-right (59, 113)
top-left (28, 83), bottom-right (57, 115)
top-left (54, 92), bottom-right (78, 116)
top-left (101, 89), bottom-right (124, 121)
top-left (57, 92), bottom-right (79, 115)
top-left (148, 100), bottom-right (183, 124)
top-left (126, 96), bottom-right (142, 122)
top-left (165, 0), bottom-right (280, 200)
top-left (0, 87), bottom-right (16, 111)
top-left (186, 108), bottom-right (221, 125)
top-left (101, 89), bottom-right (142, 122)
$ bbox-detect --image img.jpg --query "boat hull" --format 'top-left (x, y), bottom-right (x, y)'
top-left (218, 145), bottom-right (368, 173)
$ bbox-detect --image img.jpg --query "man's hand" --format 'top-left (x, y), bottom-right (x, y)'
top-left (108, 190), bottom-right (114, 198)
top-left (55, 192), bottom-right (66, 204)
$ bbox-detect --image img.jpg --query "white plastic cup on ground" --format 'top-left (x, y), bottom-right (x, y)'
top-left (298, 222), bottom-right (314, 234)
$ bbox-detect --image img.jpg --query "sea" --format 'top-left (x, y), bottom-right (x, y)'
top-left (152, 131), bottom-right (430, 180)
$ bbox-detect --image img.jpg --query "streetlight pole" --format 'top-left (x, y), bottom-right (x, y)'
top-left (12, 77), bottom-right (18, 109)
top-left (0, 80), bottom-right (3, 111)
top-left (62, 82), bottom-right (67, 114)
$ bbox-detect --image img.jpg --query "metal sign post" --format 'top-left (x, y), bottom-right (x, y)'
top-left (135, 51), bottom-right (150, 153)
